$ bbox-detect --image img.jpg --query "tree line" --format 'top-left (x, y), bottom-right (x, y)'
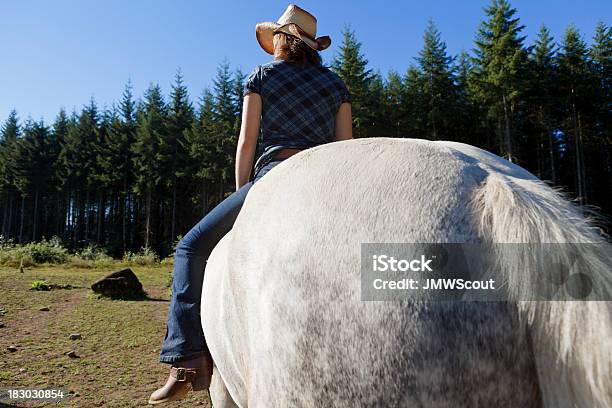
top-left (1, 0), bottom-right (610, 256)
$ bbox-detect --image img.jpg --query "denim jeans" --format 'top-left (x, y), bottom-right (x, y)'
top-left (159, 160), bottom-right (283, 363)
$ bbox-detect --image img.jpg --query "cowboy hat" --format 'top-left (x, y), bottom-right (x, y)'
top-left (255, 4), bottom-right (331, 55)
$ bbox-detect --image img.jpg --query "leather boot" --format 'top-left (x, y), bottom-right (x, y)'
top-left (148, 355), bottom-right (213, 405)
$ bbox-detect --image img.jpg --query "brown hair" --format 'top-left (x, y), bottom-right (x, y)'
top-left (273, 32), bottom-right (322, 66)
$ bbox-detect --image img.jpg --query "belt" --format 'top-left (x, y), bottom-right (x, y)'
top-left (273, 148), bottom-right (303, 159)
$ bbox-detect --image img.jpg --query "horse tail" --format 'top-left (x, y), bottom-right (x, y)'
top-left (472, 173), bottom-right (612, 408)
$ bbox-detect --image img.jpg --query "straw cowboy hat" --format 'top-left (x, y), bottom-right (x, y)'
top-left (255, 4), bottom-right (331, 55)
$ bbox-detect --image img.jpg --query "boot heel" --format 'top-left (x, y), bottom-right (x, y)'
top-left (191, 374), bottom-right (209, 391)
top-left (192, 354), bottom-right (213, 391)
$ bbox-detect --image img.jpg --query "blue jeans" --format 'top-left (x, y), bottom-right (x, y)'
top-left (159, 160), bottom-right (283, 363)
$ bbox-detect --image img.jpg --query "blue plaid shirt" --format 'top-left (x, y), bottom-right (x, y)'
top-left (243, 59), bottom-right (352, 176)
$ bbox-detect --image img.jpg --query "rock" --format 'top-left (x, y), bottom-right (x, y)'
top-left (69, 333), bottom-right (81, 340)
top-left (0, 322), bottom-right (5, 328)
top-left (91, 268), bottom-right (145, 299)
top-left (8, 345), bottom-right (17, 352)
top-left (19, 368), bottom-right (25, 373)
top-left (39, 306), bottom-right (50, 311)
top-left (66, 350), bottom-right (78, 358)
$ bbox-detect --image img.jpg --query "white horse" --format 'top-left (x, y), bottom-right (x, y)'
top-left (202, 138), bottom-right (612, 408)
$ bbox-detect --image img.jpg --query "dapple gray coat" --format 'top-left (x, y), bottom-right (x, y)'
top-left (202, 138), bottom-right (612, 408)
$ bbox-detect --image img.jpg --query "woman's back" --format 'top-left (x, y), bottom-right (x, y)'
top-left (150, 6), bottom-right (353, 405)
top-left (244, 60), bottom-right (351, 173)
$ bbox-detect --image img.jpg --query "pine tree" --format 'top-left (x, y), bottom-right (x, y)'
top-left (232, 68), bottom-right (246, 136)
top-left (366, 71), bottom-right (388, 137)
top-left (416, 20), bottom-right (458, 140)
top-left (161, 70), bottom-right (194, 243)
top-left (90, 109), bottom-right (113, 244)
top-left (83, 99), bottom-right (101, 243)
top-left (57, 100), bottom-right (99, 243)
top-left (385, 70), bottom-right (407, 138)
top-left (590, 22), bottom-right (612, 193)
top-left (132, 84), bottom-right (166, 248)
top-left (332, 27), bottom-right (372, 137)
top-left (118, 81), bottom-right (137, 252)
top-left (13, 119), bottom-right (55, 242)
top-left (50, 108), bottom-right (69, 237)
top-left (528, 25), bottom-right (558, 182)
top-left (0, 111), bottom-right (20, 195)
top-left (0, 110), bottom-right (20, 145)
top-left (56, 111), bottom-right (77, 241)
top-left (0, 110), bottom-right (20, 237)
top-left (589, 22), bottom-right (612, 149)
top-left (455, 51), bottom-right (483, 145)
top-left (213, 61), bottom-right (238, 192)
top-left (184, 88), bottom-right (218, 216)
top-left (403, 66), bottom-right (428, 138)
top-left (591, 22), bottom-right (612, 109)
top-left (456, 51), bottom-right (472, 99)
top-left (557, 25), bottom-right (592, 204)
top-left (472, 0), bottom-right (528, 161)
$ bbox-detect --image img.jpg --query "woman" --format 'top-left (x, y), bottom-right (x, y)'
top-left (149, 4), bottom-right (352, 404)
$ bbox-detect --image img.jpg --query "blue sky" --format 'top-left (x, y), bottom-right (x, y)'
top-left (1, 0), bottom-right (610, 124)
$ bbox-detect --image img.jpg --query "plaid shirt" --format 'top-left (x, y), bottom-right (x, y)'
top-left (243, 59), bottom-right (352, 176)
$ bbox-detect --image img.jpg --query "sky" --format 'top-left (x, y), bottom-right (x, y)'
top-left (1, 0), bottom-right (610, 124)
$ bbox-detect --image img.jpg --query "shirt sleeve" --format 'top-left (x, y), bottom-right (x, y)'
top-left (338, 79), bottom-right (352, 104)
top-left (243, 65), bottom-right (262, 96)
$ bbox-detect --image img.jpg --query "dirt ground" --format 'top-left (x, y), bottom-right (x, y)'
top-left (0, 265), bottom-right (211, 407)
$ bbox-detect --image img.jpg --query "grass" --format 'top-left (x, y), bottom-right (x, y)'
top-left (0, 265), bottom-right (211, 407)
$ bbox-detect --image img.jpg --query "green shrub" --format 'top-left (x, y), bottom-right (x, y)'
top-left (19, 237), bottom-right (68, 264)
top-left (0, 251), bottom-right (30, 267)
top-left (0, 237), bottom-right (168, 268)
top-left (0, 236), bottom-right (67, 266)
top-left (67, 245), bottom-right (115, 268)
top-left (31, 280), bottom-right (51, 291)
top-left (18, 254), bottom-right (35, 268)
top-left (160, 256), bottom-right (174, 266)
top-left (66, 256), bottom-right (113, 269)
top-left (76, 245), bottom-right (112, 262)
top-left (0, 235), bottom-right (22, 266)
top-left (122, 247), bottom-right (159, 266)
top-left (0, 235), bottom-right (15, 250)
